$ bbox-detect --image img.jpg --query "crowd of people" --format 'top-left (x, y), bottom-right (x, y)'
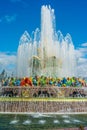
top-left (1, 76), bottom-right (87, 87)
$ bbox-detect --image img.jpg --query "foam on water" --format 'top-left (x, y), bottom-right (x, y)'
top-left (38, 120), bottom-right (46, 124)
top-left (31, 113), bottom-right (52, 118)
top-left (23, 120), bottom-right (31, 125)
top-left (63, 119), bottom-right (71, 123)
top-left (62, 115), bottom-right (69, 118)
top-left (9, 120), bottom-right (19, 124)
top-left (31, 113), bottom-right (43, 118)
top-left (73, 119), bottom-right (82, 123)
top-left (53, 120), bottom-right (60, 124)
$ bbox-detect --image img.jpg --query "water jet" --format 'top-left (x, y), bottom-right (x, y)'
top-left (17, 5), bottom-right (76, 78)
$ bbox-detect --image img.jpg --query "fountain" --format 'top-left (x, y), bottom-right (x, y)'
top-left (17, 5), bottom-right (76, 78)
top-left (0, 5), bottom-right (87, 130)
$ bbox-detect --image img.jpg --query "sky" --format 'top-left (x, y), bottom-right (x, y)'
top-left (0, 0), bottom-right (87, 77)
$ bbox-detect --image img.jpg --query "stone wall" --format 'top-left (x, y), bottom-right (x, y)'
top-left (1, 87), bottom-right (87, 98)
top-left (0, 101), bottom-right (87, 113)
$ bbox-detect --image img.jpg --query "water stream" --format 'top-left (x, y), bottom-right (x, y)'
top-left (17, 5), bottom-right (77, 78)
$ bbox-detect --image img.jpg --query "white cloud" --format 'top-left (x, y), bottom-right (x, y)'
top-left (0, 52), bottom-right (16, 76)
top-left (81, 42), bottom-right (87, 47)
top-left (77, 63), bottom-right (87, 77)
top-left (76, 43), bottom-right (87, 77)
top-left (78, 58), bottom-right (87, 64)
top-left (0, 14), bottom-right (17, 23)
top-left (78, 48), bottom-right (87, 54)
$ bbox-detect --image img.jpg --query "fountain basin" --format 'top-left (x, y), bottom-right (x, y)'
top-left (0, 86), bottom-right (87, 114)
top-left (0, 99), bottom-right (87, 114)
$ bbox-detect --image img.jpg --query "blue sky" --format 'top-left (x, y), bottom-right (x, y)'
top-left (0, 0), bottom-right (87, 76)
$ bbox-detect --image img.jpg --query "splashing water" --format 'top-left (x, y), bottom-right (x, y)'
top-left (38, 120), bottom-right (46, 124)
top-left (23, 120), bottom-right (31, 125)
top-left (31, 113), bottom-right (43, 118)
top-left (9, 120), bottom-right (19, 124)
top-left (53, 120), bottom-right (60, 124)
top-left (17, 5), bottom-right (77, 78)
top-left (62, 115), bottom-right (69, 118)
top-left (64, 119), bottom-right (71, 123)
top-left (73, 119), bottom-right (82, 123)
top-left (31, 113), bottom-right (52, 118)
